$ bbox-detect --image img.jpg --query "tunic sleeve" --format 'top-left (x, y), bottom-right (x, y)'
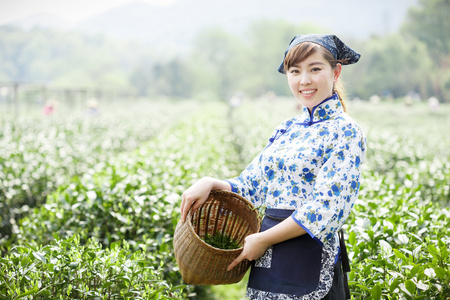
top-left (291, 120), bottom-right (366, 245)
top-left (226, 117), bottom-right (296, 207)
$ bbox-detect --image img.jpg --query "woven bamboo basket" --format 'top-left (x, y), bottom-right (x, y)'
top-left (173, 190), bottom-right (260, 285)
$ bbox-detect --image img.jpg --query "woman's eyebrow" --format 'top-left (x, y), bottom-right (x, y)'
top-left (308, 61), bottom-right (326, 67)
top-left (291, 61), bottom-right (326, 69)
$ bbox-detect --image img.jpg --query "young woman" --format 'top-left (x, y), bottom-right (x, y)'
top-left (180, 34), bottom-right (366, 299)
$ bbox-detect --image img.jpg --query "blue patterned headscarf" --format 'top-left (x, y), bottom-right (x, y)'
top-left (278, 34), bottom-right (361, 74)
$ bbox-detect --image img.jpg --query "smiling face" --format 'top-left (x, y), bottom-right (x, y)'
top-left (285, 44), bottom-right (342, 112)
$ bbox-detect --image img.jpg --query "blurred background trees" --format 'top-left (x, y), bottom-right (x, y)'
top-left (402, 0), bottom-right (450, 102)
top-left (0, 0), bottom-right (448, 102)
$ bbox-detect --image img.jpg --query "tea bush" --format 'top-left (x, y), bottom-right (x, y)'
top-left (346, 103), bottom-right (450, 299)
top-left (0, 235), bottom-right (183, 299)
top-left (0, 101), bottom-right (194, 247)
top-left (10, 104), bottom-right (240, 298)
top-left (17, 106), bottom-right (238, 247)
top-left (347, 183), bottom-right (450, 299)
top-left (2, 99), bottom-right (449, 299)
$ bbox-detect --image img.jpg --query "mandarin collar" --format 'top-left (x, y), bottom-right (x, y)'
top-left (296, 93), bottom-right (343, 126)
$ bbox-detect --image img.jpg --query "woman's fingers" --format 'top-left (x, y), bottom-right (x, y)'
top-left (180, 177), bottom-right (216, 222)
top-left (227, 252), bottom-right (246, 271)
top-left (180, 193), bottom-right (191, 222)
top-left (180, 193), bottom-right (202, 222)
top-left (228, 233), bottom-right (270, 271)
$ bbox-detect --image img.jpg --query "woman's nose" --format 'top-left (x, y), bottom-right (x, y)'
top-left (300, 73), bottom-right (312, 85)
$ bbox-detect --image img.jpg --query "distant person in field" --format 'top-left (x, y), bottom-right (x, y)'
top-left (86, 99), bottom-right (100, 116)
top-left (42, 100), bottom-right (56, 116)
top-left (180, 34), bottom-right (366, 299)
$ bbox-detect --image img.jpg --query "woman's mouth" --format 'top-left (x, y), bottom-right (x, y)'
top-left (300, 89), bottom-right (316, 96)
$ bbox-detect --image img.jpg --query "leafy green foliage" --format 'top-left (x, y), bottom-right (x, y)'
top-left (348, 34), bottom-right (433, 100)
top-left (16, 105), bottom-right (238, 249)
top-left (0, 235), bottom-right (183, 299)
top-left (0, 26), bottom-right (141, 88)
top-left (203, 232), bottom-right (241, 250)
top-left (343, 103), bottom-right (450, 299)
top-left (3, 103), bottom-right (241, 298)
top-left (1, 99), bottom-right (449, 299)
top-left (0, 101), bottom-right (194, 248)
top-left (401, 0), bottom-right (450, 103)
top-left (402, 0), bottom-right (450, 61)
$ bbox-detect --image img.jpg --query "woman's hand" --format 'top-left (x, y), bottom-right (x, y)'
top-left (227, 232), bottom-right (270, 271)
top-left (180, 177), bottom-right (232, 222)
top-left (180, 177), bottom-right (213, 223)
top-left (227, 217), bottom-right (307, 271)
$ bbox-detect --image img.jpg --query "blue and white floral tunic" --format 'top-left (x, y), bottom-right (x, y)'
top-left (226, 94), bottom-right (366, 299)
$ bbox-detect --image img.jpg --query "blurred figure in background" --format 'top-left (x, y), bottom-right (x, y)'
top-left (427, 96), bottom-right (439, 111)
top-left (42, 100), bottom-right (56, 116)
top-left (86, 98), bottom-right (100, 116)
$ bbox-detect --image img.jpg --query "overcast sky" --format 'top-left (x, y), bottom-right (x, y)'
top-left (0, 0), bottom-right (176, 24)
top-left (0, 0), bottom-right (419, 41)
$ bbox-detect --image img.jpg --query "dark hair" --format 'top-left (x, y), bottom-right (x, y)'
top-left (283, 42), bottom-right (347, 112)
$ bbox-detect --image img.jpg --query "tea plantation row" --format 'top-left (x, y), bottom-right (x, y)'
top-left (2, 101), bottom-right (238, 299)
top-left (0, 101), bottom-right (198, 247)
top-left (1, 99), bottom-right (450, 299)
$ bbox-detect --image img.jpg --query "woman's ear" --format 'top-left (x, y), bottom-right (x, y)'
top-left (333, 64), bottom-right (342, 83)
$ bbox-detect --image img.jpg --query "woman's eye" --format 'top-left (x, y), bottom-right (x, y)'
top-left (311, 67), bottom-right (321, 72)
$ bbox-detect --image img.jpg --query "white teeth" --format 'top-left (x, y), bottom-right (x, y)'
top-left (301, 90), bottom-right (315, 95)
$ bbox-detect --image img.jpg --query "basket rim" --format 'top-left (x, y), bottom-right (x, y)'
top-left (185, 190), bottom-right (260, 253)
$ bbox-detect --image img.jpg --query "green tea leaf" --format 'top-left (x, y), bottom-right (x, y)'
top-left (389, 277), bottom-right (401, 293)
top-left (349, 231), bottom-right (356, 246)
top-left (371, 285), bottom-right (382, 300)
top-left (433, 266), bottom-right (446, 279)
top-left (32, 251), bottom-right (47, 264)
top-left (405, 279), bottom-right (416, 295)
top-left (397, 234), bottom-right (409, 245)
top-left (393, 249), bottom-right (407, 261)
top-left (17, 286), bottom-right (39, 298)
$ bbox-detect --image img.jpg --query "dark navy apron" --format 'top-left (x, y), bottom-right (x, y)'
top-left (247, 208), bottom-right (323, 296)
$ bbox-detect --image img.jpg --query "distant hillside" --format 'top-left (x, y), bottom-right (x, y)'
top-left (7, 0), bottom-right (419, 46)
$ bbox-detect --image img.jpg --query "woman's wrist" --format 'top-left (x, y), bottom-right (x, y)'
top-left (259, 217), bottom-right (307, 246)
top-left (255, 231), bottom-right (274, 249)
top-left (258, 229), bottom-right (279, 247)
top-left (201, 176), bottom-right (231, 191)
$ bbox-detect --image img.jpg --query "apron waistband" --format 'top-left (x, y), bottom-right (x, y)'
top-left (264, 208), bottom-right (295, 221)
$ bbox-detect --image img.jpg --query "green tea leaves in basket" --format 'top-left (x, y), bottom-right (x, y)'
top-left (202, 232), bottom-right (242, 250)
